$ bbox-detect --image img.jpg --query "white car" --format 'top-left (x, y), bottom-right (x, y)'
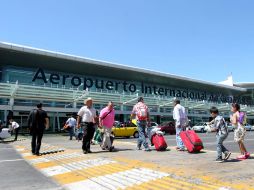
top-left (245, 124), bottom-right (252, 131)
top-left (227, 124), bottom-right (234, 132)
top-left (192, 122), bottom-right (210, 133)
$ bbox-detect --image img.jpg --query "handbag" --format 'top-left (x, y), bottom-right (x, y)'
top-left (63, 124), bottom-right (70, 130)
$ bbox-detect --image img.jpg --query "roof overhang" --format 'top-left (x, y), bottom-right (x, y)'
top-left (0, 42), bottom-right (247, 95)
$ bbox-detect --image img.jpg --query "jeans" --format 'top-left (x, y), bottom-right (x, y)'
top-left (137, 121), bottom-right (149, 149)
top-left (102, 127), bottom-right (112, 149)
top-left (81, 122), bottom-right (95, 152)
top-left (176, 127), bottom-right (185, 149)
top-left (68, 127), bottom-right (74, 140)
top-left (146, 127), bottom-right (153, 145)
top-left (216, 134), bottom-right (229, 159)
top-left (31, 128), bottom-right (44, 154)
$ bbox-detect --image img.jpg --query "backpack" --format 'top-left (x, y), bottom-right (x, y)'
top-left (238, 112), bottom-right (246, 125)
top-left (137, 105), bottom-right (148, 121)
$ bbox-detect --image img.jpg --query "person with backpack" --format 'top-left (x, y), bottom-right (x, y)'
top-left (65, 114), bottom-right (77, 140)
top-left (230, 103), bottom-right (250, 159)
top-left (28, 103), bottom-right (49, 156)
top-left (99, 101), bottom-right (115, 152)
top-left (173, 99), bottom-right (187, 151)
top-left (131, 97), bottom-right (151, 151)
top-left (209, 107), bottom-right (231, 163)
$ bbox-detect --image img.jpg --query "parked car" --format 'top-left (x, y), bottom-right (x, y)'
top-left (226, 123), bottom-right (252, 132)
top-left (157, 122), bottom-right (176, 135)
top-left (227, 124), bottom-right (234, 132)
top-left (192, 122), bottom-right (210, 133)
top-left (245, 123), bottom-right (252, 131)
top-left (112, 121), bottom-right (138, 138)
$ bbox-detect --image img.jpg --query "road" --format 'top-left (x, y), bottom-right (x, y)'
top-left (0, 142), bottom-right (63, 190)
top-left (0, 132), bottom-right (254, 190)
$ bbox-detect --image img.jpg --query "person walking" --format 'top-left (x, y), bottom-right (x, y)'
top-left (65, 114), bottom-right (77, 140)
top-left (230, 103), bottom-right (250, 159)
top-left (9, 118), bottom-right (20, 141)
top-left (209, 107), bottom-right (231, 163)
top-left (76, 97), bottom-right (97, 154)
top-left (28, 103), bottom-right (49, 156)
top-left (99, 101), bottom-right (115, 151)
top-left (131, 97), bottom-right (151, 151)
top-left (173, 99), bottom-right (187, 151)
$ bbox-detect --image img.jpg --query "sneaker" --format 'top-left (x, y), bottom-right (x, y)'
top-left (245, 152), bottom-right (250, 159)
top-left (87, 150), bottom-right (92, 153)
top-left (237, 155), bottom-right (246, 160)
top-left (83, 150), bottom-right (88, 154)
top-left (215, 158), bottom-right (224, 163)
top-left (224, 152), bottom-right (231, 160)
top-left (109, 147), bottom-right (114, 152)
top-left (136, 146), bottom-right (141, 150)
top-left (144, 148), bottom-right (151, 152)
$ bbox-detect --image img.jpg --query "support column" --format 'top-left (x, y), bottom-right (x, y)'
top-left (10, 98), bottom-right (14, 111)
top-left (73, 101), bottom-right (77, 109)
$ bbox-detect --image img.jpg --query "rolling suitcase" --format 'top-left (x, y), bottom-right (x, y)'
top-left (152, 134), bottom-right (167, 151)
top-left (180, 130), bottom-right (203, 153)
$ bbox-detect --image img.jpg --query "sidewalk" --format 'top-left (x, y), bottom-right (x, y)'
top-left (0, 142), bottom-right (63, 190)
top-left (8, 135), bottom-right (254, 190)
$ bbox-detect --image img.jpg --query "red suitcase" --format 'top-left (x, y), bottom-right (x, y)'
top-left (180, 130), bottom-right (203, 153)
top-left (152, 134), bottom-right (168, 151)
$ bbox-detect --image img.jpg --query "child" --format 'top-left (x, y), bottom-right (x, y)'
top-left (209, 107), bottom-right (231, 163)
top-left (230, 103), bottom-right (250, 159)
top-left (9, 118), bottom-right (20, 141)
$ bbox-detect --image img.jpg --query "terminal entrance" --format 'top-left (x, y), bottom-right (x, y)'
top-left (1, 82), bottom-right (254, 133)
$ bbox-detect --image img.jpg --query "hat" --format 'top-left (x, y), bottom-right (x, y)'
top-left (84, 97), bottom-right (93, 104)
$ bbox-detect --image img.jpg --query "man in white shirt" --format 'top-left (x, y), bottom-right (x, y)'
top-left (65, 114), bottom-right (77, 140)
top-left (76, 97), bottom-right (97, 154)
top-left (9, 118), bottom-right (20, 141)
top-left (173, 99), bottom-right (187, 151)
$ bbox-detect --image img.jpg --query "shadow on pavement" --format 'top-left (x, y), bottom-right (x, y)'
top-left (90, 148), bottom-right (134, 154)
top-left (0, 139), bottom-right (15, 144)
top-left (225, 159), bottom-right (242, 163)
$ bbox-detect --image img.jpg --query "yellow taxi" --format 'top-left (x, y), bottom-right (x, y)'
top-left (112, 120), bottom-right (139, 138)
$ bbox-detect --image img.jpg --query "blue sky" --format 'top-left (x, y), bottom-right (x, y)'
top-left (1, 0), bottom-right (254, 83)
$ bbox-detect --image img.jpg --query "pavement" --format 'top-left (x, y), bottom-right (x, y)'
top-left (0, 132), bottom-right (254, 190)
top-left (0, 141), bottom-right (63, 190)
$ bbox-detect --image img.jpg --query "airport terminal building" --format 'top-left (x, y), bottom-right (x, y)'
top-left (1, 42), bottom-right (254, 133)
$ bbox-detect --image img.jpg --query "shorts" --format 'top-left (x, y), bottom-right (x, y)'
top-left (234, 126), bottom-right (246, 142)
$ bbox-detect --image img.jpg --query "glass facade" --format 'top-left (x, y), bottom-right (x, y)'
top-left (1, 64), bottom-right (254, 134)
